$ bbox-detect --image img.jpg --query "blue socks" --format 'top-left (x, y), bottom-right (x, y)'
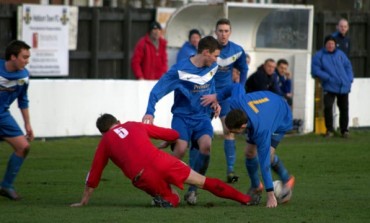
top-left (245, 157), bottom-right (260, 188)
top-left (189, 147), bottom-right (199, 168)
top-left (271, 155), bottom-right (290, 183)
top-left (188, 153), bottom-right (210, 192)
top-left (1, 153), bottom-right (24, 189)
top-left (224, 139), bottom-right (236, 174)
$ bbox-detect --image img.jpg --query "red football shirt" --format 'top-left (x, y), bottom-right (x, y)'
top-left (86, 122), bottom-right (179, 188)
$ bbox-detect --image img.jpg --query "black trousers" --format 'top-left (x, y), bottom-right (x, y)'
top-left (323, 91), bottom-right (349, 133)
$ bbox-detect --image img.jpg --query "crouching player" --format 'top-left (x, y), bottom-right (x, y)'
top-left (0, 40), bottom-right (34, 200)
top-left (71, 114), bottom-right (252, 207)
top-left (201, 84), bottom-right (295, 208)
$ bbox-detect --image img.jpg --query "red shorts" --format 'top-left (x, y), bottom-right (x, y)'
top-left (132, 151), bottom-right (191, 207)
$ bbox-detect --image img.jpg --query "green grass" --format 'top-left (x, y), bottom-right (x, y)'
top-left (1, 131), bottom-right (370, 223)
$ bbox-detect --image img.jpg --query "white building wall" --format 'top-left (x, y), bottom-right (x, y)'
top-left (9, 79), bottom-right (369, 138)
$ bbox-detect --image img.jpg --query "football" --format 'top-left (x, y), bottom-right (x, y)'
top-left (273, 180), bottom-right (292, 204)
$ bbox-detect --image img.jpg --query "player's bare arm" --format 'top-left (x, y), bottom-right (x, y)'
top-left (70, 186), bottom-right (95, 207)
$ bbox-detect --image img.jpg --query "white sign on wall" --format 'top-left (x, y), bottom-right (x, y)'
top-left (20, 4), bottom-right (69, 77)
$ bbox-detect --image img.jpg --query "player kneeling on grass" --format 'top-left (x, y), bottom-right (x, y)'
top-left (71, 114), bottom-right (252, 208)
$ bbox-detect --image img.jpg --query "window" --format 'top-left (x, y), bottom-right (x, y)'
top-left (256, 9), bottom-right (309, 49)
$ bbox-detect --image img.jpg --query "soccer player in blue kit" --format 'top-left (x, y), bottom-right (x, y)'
top-left (201, 84), bottom-right (295, 208)
top-left (0, 40), bottom-right (34, 200)
top-left (142, 36), bottom-right (221, 205)
top-left (214, 18), bottom-right (248, 183)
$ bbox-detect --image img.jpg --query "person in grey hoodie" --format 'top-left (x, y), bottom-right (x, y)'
top-left (311, 35), bottom-right (353, 138)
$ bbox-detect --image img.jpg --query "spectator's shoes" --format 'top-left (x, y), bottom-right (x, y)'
top-left (247, 182), bottom-right (264, 205)
top-left (152, 196), bottom-right (173, 208)
top-left (226, 172), bottom-right (239, 184)
top-left (342, 131), bottom-right (349, 138)
top-left (0, 187), bottom-right (21, 201)
top-left (323, 131), bottom-right (334, 138)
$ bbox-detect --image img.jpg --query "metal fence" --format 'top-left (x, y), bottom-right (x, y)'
top-left (0, 4), bottom-right (369, 79)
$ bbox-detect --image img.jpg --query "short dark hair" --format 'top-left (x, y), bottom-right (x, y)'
top-left (216, 18), bottom-right (231, 30)
top-left (324, 35), bottom-right (336, 45)
top-left (225, 109), bottom-right (248, 130)
top-left (96, 113), bottom-right (118, 133)
top-left (277, 59), bottom-right (289, 66)
top-left (188, 29), bottom-right (201, 41)
top-left (5, 40), bottom-right (31, 60)
top-left (264, 58), bottom-right (275, 64)
top-left (197, 36), bottom-right (221, 54)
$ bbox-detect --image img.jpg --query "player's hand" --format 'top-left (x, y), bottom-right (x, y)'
top-left (142, 114), bottom-right (154, 124)
top-left (211, 102), bottom-right (221, 118)
top-left (266, 191), bottom-right (278, 208)
top-left (201, 94), bottom-right (217, 106)
top-left (285, 71), bottom-right (292, 79)
top-left (25, 124), bottom-right (34, 141)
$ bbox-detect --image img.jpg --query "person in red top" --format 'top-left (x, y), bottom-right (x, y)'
top-left (71, 114), bottom-right (252, 208)
top-left (131, 21), bottom-right (168, 80)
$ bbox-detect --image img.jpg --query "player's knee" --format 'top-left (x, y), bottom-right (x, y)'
top-left (17, 145), bottom-right (30, 158)
top-left (199, 144), bottom-right (211, 155)
top-left (245, 149), bottom-right (257, 158)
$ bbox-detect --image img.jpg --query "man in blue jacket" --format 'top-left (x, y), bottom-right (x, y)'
top-left (311, 35), bottom-right (353, 138)
top-left (176, 29), bottom-right (201, 63)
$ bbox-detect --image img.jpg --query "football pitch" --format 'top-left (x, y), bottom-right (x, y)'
top-left (1, 130), bottom-right (370, 223)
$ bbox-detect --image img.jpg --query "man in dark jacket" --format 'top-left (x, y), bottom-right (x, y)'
top-left (311, 35), bottom-right (353, 138)
top-left (245, 58), bottom-right (283, 96)
top-left (332, 18), bottom-right (350, 57)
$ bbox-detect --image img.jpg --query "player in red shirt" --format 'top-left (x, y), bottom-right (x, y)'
top-left (71, 114), bottom-right (252, 207)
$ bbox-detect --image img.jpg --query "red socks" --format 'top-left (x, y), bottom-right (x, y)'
top-left (203, 177), bottom-right (251, 204)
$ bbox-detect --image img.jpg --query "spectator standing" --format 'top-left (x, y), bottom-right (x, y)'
top-left (311, 35), bottom-right (353, 138)
top-left (332, 18), bottom-right (350, 57)
top-left (176, 29), bottom-right (201, 63)
top-left (131, 21), bottom-right (168, 80)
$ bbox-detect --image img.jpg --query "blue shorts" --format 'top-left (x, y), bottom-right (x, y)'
top-left (171, 115), bottom-right (213, 142)
top-left (219, 99), bottom-right (231, 118)
top-left (0, 112), bottom-right (24, 138)
top-left (245, 129), bottom-right (285, 149)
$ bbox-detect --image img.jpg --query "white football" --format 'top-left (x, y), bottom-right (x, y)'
top-left (273, 180), bottom-right (292, 204)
